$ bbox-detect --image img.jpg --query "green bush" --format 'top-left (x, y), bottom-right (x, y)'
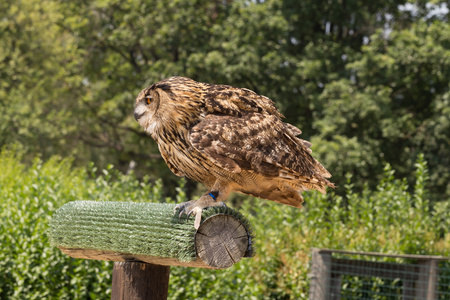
top-left (0, 150), bottom-right (448, 299)
top-left (0, 150), bottom-right (160, 299)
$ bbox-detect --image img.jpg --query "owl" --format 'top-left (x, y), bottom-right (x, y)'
top-left (134, 76), bottom-right (334, 228)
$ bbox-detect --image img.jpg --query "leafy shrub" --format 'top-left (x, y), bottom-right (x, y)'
top-left (0, 150), bottom-right (448, 299)
top-left (0, 150), bottom-right (159, 299)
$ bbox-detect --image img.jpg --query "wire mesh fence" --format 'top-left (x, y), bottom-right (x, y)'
top-left (309, 248), bottom-right (450, 300)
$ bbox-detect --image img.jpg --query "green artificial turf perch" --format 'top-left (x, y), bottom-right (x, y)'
top-left (49, 201), bottom-right (254, 269)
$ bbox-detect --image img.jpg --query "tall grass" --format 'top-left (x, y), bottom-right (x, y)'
top-left (0, 150), bottom-right (448, 299)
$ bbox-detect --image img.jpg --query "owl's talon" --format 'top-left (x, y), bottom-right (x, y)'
top-left (174, 200), bottom-right (194, 218)
top-left (173, 195), bottom-right (226, 228)
top-left (186, 210), bottom-right (194, 220)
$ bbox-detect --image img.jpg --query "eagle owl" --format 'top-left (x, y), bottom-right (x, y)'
top-left (134, 76), bottom-right (334, 228)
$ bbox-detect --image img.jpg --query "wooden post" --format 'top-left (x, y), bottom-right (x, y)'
top-left (309, 248), bottom-right (332, 300)
top-left (111, 262), bottom-right (170, 300)
top-left (415, 259), bottom-right (438, 300)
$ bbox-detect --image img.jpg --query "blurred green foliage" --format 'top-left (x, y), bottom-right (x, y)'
top-left (1, 150), bottom-right (448, 299)
top-left (0, 0), bottom-right (448, 200)
top-left (0, 149), bottom-right (161, 299)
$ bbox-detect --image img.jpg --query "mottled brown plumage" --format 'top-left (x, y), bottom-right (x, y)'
top-left (134, 76), bottom-right (334, 228)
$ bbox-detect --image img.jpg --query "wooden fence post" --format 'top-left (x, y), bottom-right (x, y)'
top-left (111, 262), bottom-right (170, 300)
top-left (309, 248), bottom-right (332, 300)
top-left (415, 259), bottom-right (438, 300)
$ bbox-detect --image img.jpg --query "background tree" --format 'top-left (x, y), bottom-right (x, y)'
top-left (0, 0), bottom-right (84, 160)
top-left (313, 20), bottom-right (450, 199)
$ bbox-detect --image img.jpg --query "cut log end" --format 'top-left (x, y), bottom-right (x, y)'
top-left (195, 214), bottom-right (252, 269)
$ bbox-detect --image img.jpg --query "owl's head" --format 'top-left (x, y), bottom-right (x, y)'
top-left (134, 84), bottom-right (161, 136)
top-left (134, 77), bottom-right (204, 137)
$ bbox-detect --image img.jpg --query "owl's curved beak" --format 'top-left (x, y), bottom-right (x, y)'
top-left (134, 111), bottom-right (144, 121)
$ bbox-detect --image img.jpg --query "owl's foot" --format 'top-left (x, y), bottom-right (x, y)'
top-left (174, 194), bottom-right (226, 229)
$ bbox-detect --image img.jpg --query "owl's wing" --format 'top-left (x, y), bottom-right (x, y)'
top-left (189, 113), bottom-right (331, 190)
top-left (202, 84), bottom-right (284, 118)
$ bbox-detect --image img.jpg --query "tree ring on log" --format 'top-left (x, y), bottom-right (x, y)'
top-left (195, 213), bottom-right (251, 269)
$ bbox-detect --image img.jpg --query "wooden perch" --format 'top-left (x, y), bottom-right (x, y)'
top-left (57, 212), bottom-right (250, 269)
top-left (49, 201), bottom-right (254, 269)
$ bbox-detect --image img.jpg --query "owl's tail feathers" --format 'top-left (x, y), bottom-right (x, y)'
top-left (270, 179), bottom-right (334, 209)
top-left (313, 178), bottom-right (335, 194)
top-left (266, 185), bottom-right (305, 209)
top-left (279, 170), bottom-right (335, 194)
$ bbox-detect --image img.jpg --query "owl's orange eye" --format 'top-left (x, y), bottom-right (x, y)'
top-left (146, 96), bottom-right (153, 105)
